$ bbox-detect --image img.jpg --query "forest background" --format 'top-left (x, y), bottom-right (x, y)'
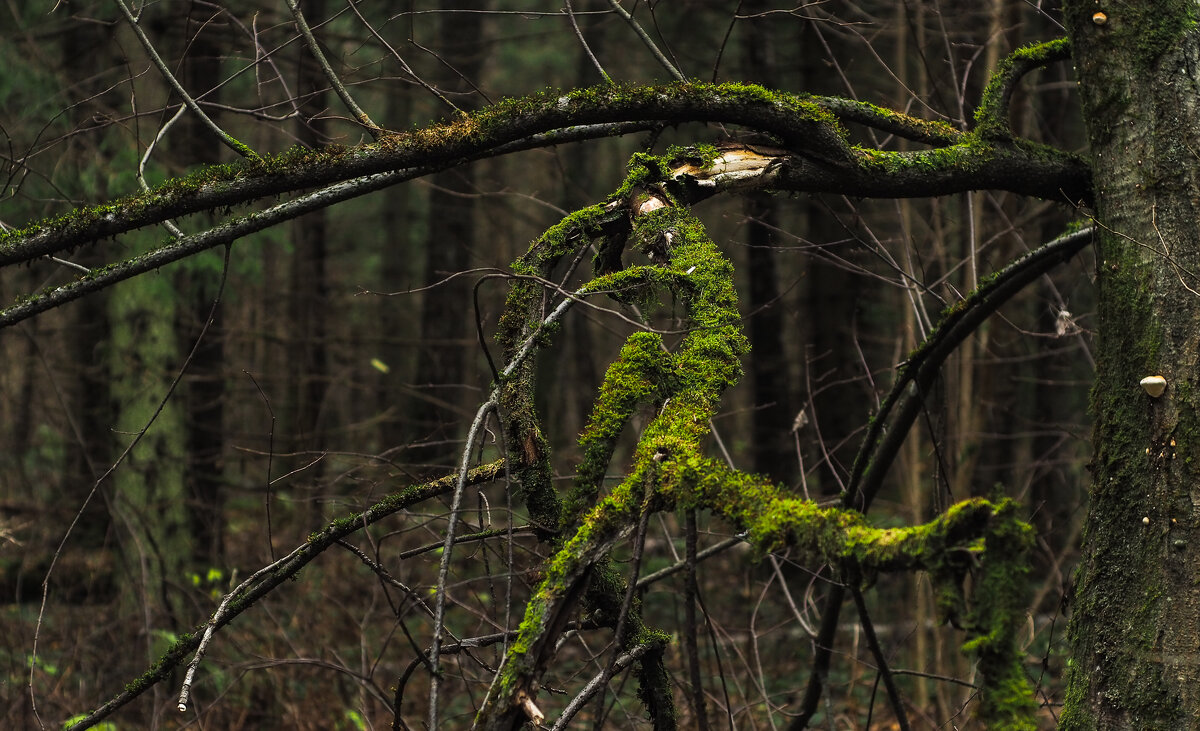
top-left (0, 1), bottom-right (1093, 729)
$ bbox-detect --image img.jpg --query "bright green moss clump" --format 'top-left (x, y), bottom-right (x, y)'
top-left (481, 148), bottom-right (1038, 729)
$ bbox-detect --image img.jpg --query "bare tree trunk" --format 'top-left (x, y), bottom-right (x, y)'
top-left (409, 4), bottom-right (488, 470)
top-left (179, 0), bottom-right (227, 566)
top-left (289, 0), bottom-right (332, 512)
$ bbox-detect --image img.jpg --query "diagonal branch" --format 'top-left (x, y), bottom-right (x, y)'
top-left (789, 225), bottom-right (1093, 729)
top-left (113, 0), bottom-right (259, 160)
top-left (67, 460), bottom-right (504, 730)
top-left (286, 0), bottom-right (382, 136)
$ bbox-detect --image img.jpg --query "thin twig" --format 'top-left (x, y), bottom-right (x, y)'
top-left (850, 584), bottom-right (911, 731)
top-left (113, 0), bottom-right (259, 159)
top-left (428, 400), bottom-right (497, 729)
top-left (565, 0), bottom-right (613, 84)
top-left (31, 243), bottom-right (232, 724)
top-left (551, 643), bottom-right (654, 731)
top-left (606, 0), bottom-right (686, 81)
top-left (684, 510), bottom-right (710, 727)
top-left (286, 0), bottom-right (381, 135)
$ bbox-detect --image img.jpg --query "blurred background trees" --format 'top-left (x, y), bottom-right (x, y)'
top-left (0, 2), bottom-right (1090, 728)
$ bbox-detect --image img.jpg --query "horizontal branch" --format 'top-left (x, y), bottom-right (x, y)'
top-left (0, 82), bottom-right (1090, 269)
top-left (0, 123), bottom-right (653, 330)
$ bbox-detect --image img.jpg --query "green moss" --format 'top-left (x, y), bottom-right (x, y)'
top-left (481, 145), bottom-right (1041, 728)
top-left (974, 38), bottom-right (1071, 139)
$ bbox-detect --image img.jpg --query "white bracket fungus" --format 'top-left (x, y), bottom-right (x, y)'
top-left (1140, 375), bottom-right (1167, 398)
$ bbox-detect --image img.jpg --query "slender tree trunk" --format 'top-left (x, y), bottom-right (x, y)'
top-left (741, 3), bottom-right (791, 481)
top-left (61, 10), bottom-right (116, 578)
top-left (1063, 4), bottom-right (1200, 727)
top-left (409, 5), bottom-right (488, 469)
top-left (179, 1), bottom-right (227, 566)
top-left (289, 0), bottom-right (331, 510)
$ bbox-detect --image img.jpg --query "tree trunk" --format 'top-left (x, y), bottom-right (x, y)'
top-left (179, 1), bottom-right (227, 566)
top-left (289, 0), bottom-right (331, 515)
top-left (409, 4), bottom-right (488, 469)
top-left (1063, 4), bottom-right (1200, 727)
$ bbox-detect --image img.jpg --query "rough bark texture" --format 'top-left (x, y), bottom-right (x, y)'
top-left (1063, 3), bottom-right (1200, 728)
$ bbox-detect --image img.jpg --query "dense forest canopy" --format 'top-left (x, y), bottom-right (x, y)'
top-left (3, 2), bottom-right (1196, 730)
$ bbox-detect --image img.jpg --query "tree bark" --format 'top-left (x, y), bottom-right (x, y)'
top-left (1063, 4), bottom-right (1200, 728)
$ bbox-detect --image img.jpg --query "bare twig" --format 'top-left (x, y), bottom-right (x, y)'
top-left (113, 0), bottom-right (259, 159)
top-left (286, 0), bottom-right (381, 135)
top-left (850, 584), bottom-right (911, 731)
top-left (550, 643), bottom-right (654, 731)
top-left (565, 0), bottom-right (613, 84)
top-left (606, 0), bottom-right (686, 81)
top-left (428, 400), bottom-right (497, 729)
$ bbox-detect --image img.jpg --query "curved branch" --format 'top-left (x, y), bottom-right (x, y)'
top-left (975, 38), bottom-right (1071, 139)
top-left (845, 225), bottom-right (1094, 512)
top-left (790, 225), bottom-right (1093, 729)
top-left (0, 82), bottom-right (1089, 268)
top-left (0, 122), bottom-right (654, 330)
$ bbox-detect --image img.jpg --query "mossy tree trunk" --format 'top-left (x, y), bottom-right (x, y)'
top-left (1062, 3), bottom-right (1200, 728)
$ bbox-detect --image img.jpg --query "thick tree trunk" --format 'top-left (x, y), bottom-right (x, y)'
top-left (1063, 4), bottom-right (1200, 728)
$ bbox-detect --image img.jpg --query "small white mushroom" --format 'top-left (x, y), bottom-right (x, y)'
top-left (1140, 375), bottom-right (1167, 398)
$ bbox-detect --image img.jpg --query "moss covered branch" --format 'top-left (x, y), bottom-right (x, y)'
top-left (476, 149), bottom-right (1040, 729)
top-left (975, 38), bottom-right (1072, 139)
top-left (2, 81), bottom-right (1089, 273)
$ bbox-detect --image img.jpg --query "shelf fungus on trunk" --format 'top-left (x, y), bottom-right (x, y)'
top-left (1140, 375), bottom-right (1167, 398)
